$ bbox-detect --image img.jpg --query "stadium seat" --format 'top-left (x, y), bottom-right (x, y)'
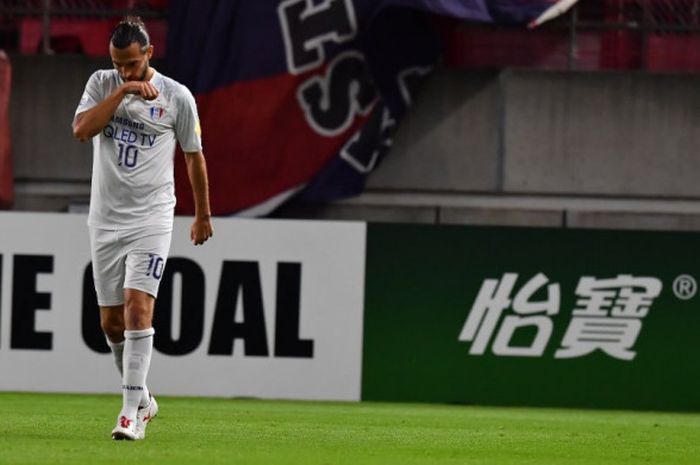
top-left (646, 35), bottom-right (700, 72)
top-left (19, 17), bottom-right (167, 57)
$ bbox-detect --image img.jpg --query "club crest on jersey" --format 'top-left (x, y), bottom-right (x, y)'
top-left (150, 106), bottom-right (165, 121)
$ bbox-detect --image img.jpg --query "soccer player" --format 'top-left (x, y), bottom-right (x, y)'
top-left (72, 17), bottom-right (213, 440)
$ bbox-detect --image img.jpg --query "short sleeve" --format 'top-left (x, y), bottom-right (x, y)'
top-left (75, 71), bottom-right (104, 116)
top-left (175, 85), bottom-right (203, 153)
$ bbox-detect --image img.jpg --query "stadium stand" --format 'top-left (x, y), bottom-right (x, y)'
top-left (4, 0), bottom-right (700, 231)
top-left (0, 0), bottom-right (167, 55)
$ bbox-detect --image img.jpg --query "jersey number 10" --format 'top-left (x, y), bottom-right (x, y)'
top-left (117, 143), bottom-right (139, 168)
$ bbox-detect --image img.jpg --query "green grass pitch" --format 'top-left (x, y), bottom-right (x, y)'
top-left (1, 393), bottom-right (699, 465)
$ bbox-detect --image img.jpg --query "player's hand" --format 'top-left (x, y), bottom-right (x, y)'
top-left (191, 216), bottom-right (213, 246)
top-left (121, 81), bottom-right (159, 101)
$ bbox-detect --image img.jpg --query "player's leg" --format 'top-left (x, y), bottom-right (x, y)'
top-left (112, 288), bottom-right (155, 440)
top-left (114, 227), bottom-right (171, 440)
top-left (89, 228), bottom-right (132, 388)
top-left (102, 301), bottom-right (155, 433)
top-left (101, 305), bottom-right (154, 404)
top-left (101, 305), bottom-right (126, 372)
top-left (90, 227), bottom-right (145, 440)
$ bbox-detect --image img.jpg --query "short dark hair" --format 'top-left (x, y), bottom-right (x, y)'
top-left (110, 16), bottom-right (150, 50)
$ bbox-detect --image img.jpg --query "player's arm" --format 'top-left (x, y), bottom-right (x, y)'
top-left (185, 150), bottom-right (213, 245)
top-left (72, 81), bottom-right (159, 142)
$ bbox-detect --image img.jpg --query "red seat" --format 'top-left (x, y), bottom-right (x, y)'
top-left (646, 35), bottom-right (700, 73)
top-left (19, 17), bottom-right (167, 57)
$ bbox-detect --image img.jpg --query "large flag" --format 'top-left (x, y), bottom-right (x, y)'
top-left (167, 0), bottom-right (574, 216)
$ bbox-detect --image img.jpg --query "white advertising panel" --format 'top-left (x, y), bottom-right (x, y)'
top-left (0, 212), bottom-right (366, 400)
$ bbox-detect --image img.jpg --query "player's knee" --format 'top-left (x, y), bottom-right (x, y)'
top-left (100, 315), bottom-right (125, 342)
top-left (125, 313), bottom-right (152, 330)
top-left (124, 302), bottom-right (153, 329)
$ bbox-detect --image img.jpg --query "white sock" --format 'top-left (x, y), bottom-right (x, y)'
top-left (105, 336), bottom-right (124, 375)
top-left (119, 328), bottom-right (155, 421)
top-left (106, 335), bottom-right (151, 408)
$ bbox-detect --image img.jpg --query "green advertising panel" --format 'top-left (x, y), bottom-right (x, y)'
top-left (363, 224), bottom-right (700, 411)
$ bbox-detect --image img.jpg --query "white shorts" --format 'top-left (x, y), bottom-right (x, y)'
top-left (89, 226), bottom-right (172, 306)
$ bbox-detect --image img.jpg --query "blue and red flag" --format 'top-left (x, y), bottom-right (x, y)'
top-left (167, 0), bottom-right (572, 216)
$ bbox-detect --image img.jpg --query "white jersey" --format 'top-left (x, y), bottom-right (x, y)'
top-left (75, 69), bottom-right (202, 230)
